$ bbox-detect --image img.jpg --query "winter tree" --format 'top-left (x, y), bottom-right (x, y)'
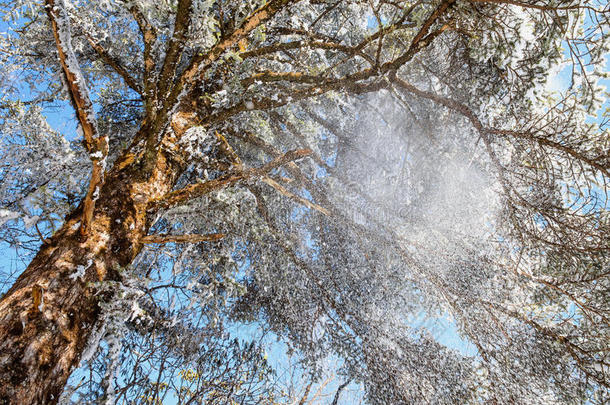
top-left (0, 0), bottom-right (608, 403)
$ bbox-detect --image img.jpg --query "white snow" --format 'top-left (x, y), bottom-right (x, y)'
top-left (80, 322), bottom-right (106, 364)
top-left (23, 215), bottom-right (39, 230)
top-left (69, 258), bottom-right (93, 280)
top-left (128, 301), bottom-right (145, 321)
top-left (0, 209), bottom-right (19, 227)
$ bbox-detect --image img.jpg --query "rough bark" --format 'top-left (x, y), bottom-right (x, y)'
top-left (0, 120), bottom-right (189, 404)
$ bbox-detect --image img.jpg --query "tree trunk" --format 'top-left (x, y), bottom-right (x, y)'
top-left (0, 122), bottom-right (188, 404)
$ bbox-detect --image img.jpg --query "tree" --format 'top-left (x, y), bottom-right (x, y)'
top-left (0, 0), bottom-right (608, 403)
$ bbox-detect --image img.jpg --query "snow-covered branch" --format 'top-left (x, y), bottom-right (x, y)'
top-left (152, 148), bottom-right (312, 209)
top-left (141, 232), bottom-right (224, 244)
top-left (45, 0), bottom-right (109, 238)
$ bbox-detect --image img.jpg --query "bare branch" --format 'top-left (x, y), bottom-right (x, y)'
top-left (331, 380), bottom-right (351, 405)
top-left (297, 381), bottom-right (313, 405)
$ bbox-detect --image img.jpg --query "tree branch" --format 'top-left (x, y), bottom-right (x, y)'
top-left (141, 233), bottom-right (225, 244)
top-left (261, 176), bottom-right (330, 216)
top-left (226, 124), bottom-right (332, 210)
top-left (123, 0), bottom-right (157, 112)
top-left (156, 0), bottom-right (194, 104)
top-left (157, 0), bottom-right (297, 128)
top-left (45, 0), bottom-right (108, 238)
top-left (80, 28), bottom-right (142, 94)
top-left (391, 75), bottom-right (610, 178)
top-left (467, 0), bottom-right (609, 13)
top-left (152, 149), bottom-right (312, 209)
top-left (203, 1), bottom-right (456, 124)
top-left (331, 380), bottom-right (351, 405)
top-left (241, 19), bottom-right (417, 67)
top-left (242, 71), bottom-right (324, 87)
top-left (181, 0), bottom-right (296, 84)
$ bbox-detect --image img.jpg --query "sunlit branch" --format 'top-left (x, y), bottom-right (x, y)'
top-left (152, 148), bottom-right (312, 209)
top-left (44, 0), bottom-right (108, 238)
top-left (141, 233), bottom-right (225, 244)
top-left (261, 176), bottom-right (330, 216)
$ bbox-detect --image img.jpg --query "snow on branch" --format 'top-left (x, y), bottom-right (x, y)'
top-left (153, 0), bottom-right (296, 128)
top-left (391, 75), bottom-right (610, 178)
top-left (141, 233), bottom-right (225, 244)
top-left (156, 0), bottom-right (194, 102)
top-left (45, 0), bottom-right (99, 153)
top-left (181, 0), bottom-right (297, 85)
top-left (225, 125), bottom-right (331, 216)
top-left (80, 28), bottom-right (142, 94)
top-left (261, 176), bottom-right (330, 216)
top-left (152, 148), bottom-right (312, 209)
top-left (45, 0), bottom-right (109, 238)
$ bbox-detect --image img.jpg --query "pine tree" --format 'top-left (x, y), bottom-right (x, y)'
top-left (0, 0), bottom-right (608, 403)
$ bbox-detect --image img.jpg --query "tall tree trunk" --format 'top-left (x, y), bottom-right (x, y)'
top-left (0, 122), bottom-right (187, 404)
